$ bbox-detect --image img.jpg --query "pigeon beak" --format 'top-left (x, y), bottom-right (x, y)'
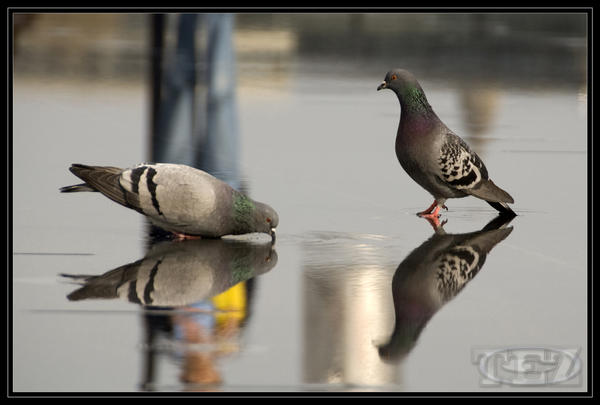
top-left (270, 228), bottom-right (276, 244)
top-left (377, 81), bottom-right (387, 91)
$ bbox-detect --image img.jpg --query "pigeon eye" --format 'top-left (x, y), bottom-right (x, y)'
top-left (391, 74), bottom-right (397, 81)
top-left (266, 217), bottom-right (271, 223)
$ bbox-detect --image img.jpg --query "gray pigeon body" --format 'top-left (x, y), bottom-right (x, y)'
top-left (377, 69), bottom-right (515, 216)
top-left (60, 163), bottom-right (279, 238)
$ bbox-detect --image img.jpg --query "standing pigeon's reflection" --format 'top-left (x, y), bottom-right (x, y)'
top-left (377, 214), bottom-right (515, 362)
top-left (302, 215), bottom-right (514, 387)
top-left (62, 238), bottom-right (277, 307)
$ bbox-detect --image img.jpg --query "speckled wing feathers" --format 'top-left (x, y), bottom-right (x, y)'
top-left (437, 133), bottom-right (513, 204)
top-left (438, 134), bottom-right (487, 191)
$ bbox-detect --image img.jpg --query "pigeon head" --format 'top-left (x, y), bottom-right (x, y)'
top-left (256, 201), bottom-right (279, 232)
top-left (232, 192), bottom-right (279, 237)
top-left (377, 69), bottom-right (419, 92)
top-left (377, 69), bottom-right (432, 113)
top-left (253, 201), bottom-right (279, 241)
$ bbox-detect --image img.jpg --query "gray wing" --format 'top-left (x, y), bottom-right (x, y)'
top-left (118, 163), bottom-right (222, 233)
top-left (64, 163), bottom-right (225, 234)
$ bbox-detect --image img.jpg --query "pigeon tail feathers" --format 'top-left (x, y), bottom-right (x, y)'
top-left (468, 178), bottom-right (516, 215)
top-left (487, 201), bottom-right (516, 216)
top-left (59, 183), bottom-right (96, 193)
top-left (66, 164), bottom-right (129, 207)
top-left (468, 178), bottom-right (514, 204)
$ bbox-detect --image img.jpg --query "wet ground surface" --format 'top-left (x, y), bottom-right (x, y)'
top-left (11, 14), bottom-right (588, 393)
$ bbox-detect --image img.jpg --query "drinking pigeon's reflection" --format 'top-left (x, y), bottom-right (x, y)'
top-left (63, 237), bottom-right (277, 306)
top-left (377, 214), bottom-right (515, 362)
top-left (61, 236), bottom-right (277, 389)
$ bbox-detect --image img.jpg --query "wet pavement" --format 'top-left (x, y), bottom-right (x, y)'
top-left (11, 14), bottom-right (588, 393)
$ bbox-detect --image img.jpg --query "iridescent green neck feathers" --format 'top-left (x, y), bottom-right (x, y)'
top-left (232, 192), bottom-right (256, 231)
top-left (399, 85), bottom-right (432, 115)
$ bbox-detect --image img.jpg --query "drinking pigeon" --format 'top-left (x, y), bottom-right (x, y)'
top-left (377, 69), bottom-right (515, 219)
top-left (60, 163), bottom-right (279, 238)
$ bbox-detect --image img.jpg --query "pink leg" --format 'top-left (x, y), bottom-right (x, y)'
top-left (417, 200), bottom-right (438, 216)
top-left (172, 232), bottom-right (203, 241)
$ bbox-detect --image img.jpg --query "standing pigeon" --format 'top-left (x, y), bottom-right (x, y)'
top-left (377, 69), bottom-right (515, 219)
top-left (60, 163), bottom-right (279, 238)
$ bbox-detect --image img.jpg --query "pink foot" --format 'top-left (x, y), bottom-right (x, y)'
top-left (416, 201), bottom-right (438, 216)
top-left (416, 201), bottom-right (448, 218)
top-left (171, 232), bottom-right (203, 241)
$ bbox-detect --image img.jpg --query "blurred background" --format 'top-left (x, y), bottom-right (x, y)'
top-left (12, 12), bottom-right (588, 393)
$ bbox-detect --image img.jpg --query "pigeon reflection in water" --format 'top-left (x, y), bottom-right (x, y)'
top-left (377, 214), bottom-right (515, 362)
top-left (62, 238), bottom-right (277, 307)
